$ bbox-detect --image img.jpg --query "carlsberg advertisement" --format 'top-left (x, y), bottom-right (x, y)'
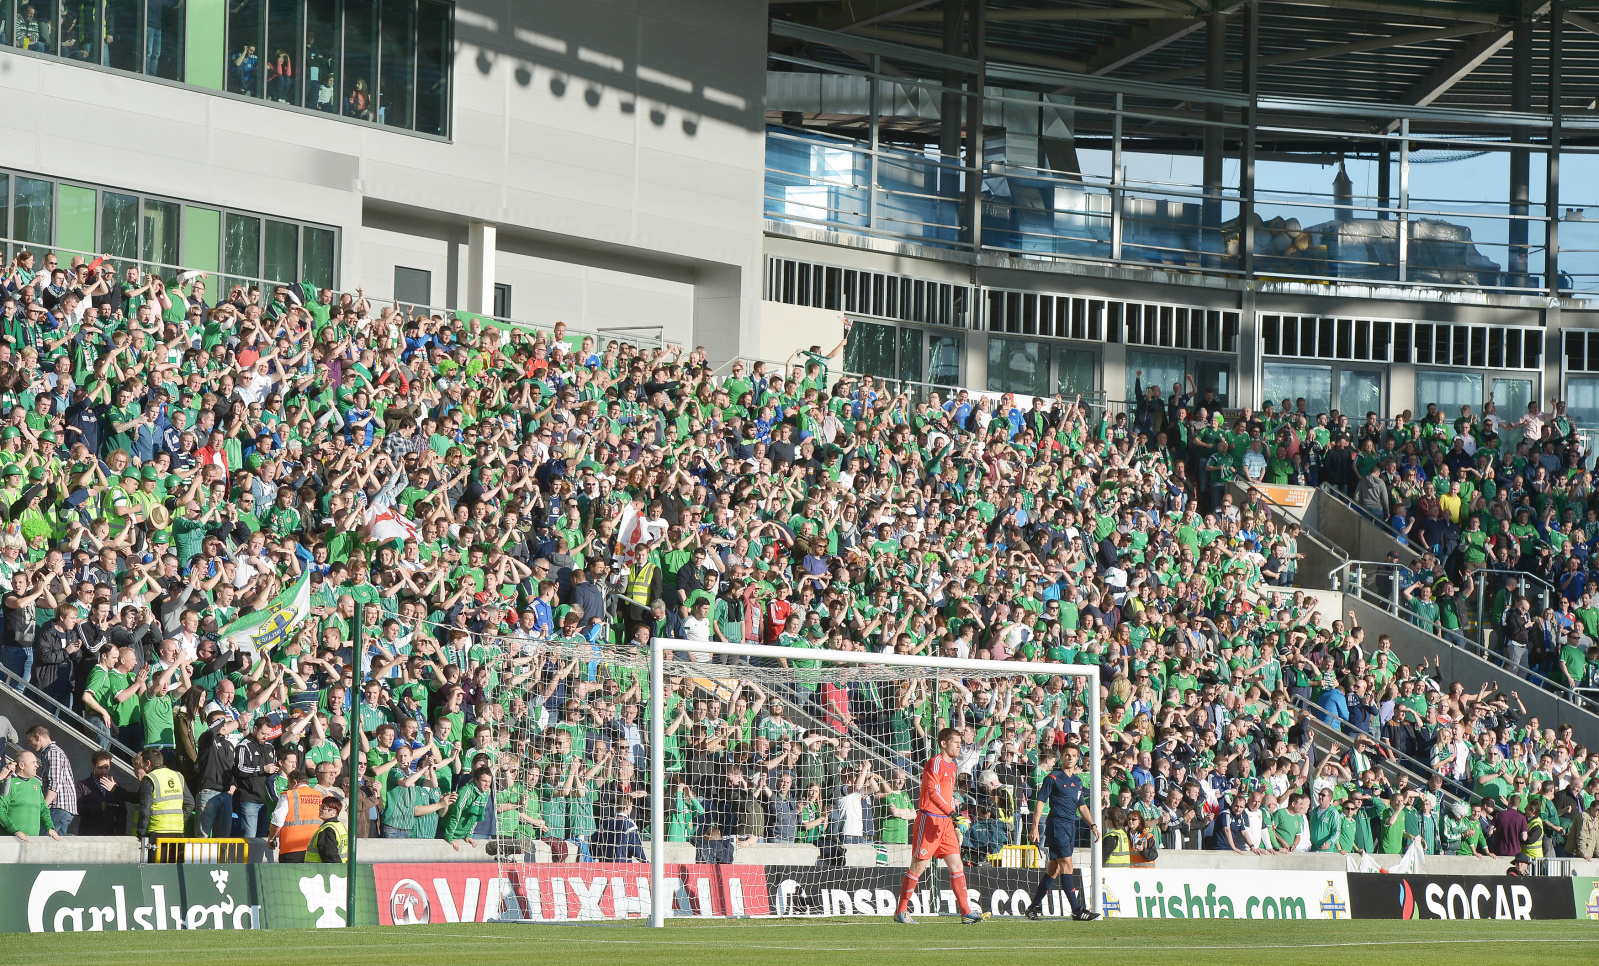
top-left (1100, 869), bottom-right (1351, 920)
top-left (0, 865), bottom-right (379, 932)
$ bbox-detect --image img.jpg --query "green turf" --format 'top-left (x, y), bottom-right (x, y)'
top-left (0, 919), bottom-right (1592, 966)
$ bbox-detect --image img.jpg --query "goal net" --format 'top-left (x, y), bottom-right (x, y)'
top-left (488, 637), bottom-right (1100, 925)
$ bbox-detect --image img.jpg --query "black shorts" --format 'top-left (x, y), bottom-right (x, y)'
top-left (1044, 821), bottom-right (1077, 861)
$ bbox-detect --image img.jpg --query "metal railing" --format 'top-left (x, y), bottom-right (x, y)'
top-left (395, 302), bottom-right (666, 351)
top-left (1291, 694), bottom-right (1468, 812)
top-left (0, 664), bottom-right (139, 762)
top-left (1330, 558), bottom-right (1599, 717)
top-left (1235, 481), bottom-right (1349, 582)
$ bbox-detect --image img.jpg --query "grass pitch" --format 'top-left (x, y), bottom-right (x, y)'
top-left (0, 918), bottom-right (1593, 966)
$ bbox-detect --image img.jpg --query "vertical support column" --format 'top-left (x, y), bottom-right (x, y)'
top-left (1548, 0), bottom-right (1564, 297)
top-left (648, 639), bottom-right (665, 928)
top-left (1240, 1), bottom-right (1259, 276)
top-left (466, 220), bottom-right (497, 315)
top-left (939, 0), bottom-right (964, 177)
top-left (1377, 147), bottom-right (1391, 220)
top-left (1201, 8), bottom-right (1227, 268)
top-left (869, 54), bottom-right (881, 233)
top-left (1398, 120), bottom-right (1410, 282)
top-left (1509, 8), bottom-right (1533, 285)
top-left (1111, 93), bottom-right (1124, 262)
top-left (965, 0), bottom-right (987, 251)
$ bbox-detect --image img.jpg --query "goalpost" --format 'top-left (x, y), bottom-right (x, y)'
top-left (644, 639), bottom-right (1102, 928)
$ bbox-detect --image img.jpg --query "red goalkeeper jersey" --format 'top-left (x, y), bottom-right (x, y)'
top-left (918, 754), bottom-right (957, 815)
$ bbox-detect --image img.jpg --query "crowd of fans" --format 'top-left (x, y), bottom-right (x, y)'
top-left (0, 249), bottom-right (1593, 868)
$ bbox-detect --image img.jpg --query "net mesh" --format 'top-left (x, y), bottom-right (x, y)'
top-left (488, 643), bottom-right (1096, 922)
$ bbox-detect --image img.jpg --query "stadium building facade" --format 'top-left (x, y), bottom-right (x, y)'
top-left (2, 0), bottom-right (1599, 423)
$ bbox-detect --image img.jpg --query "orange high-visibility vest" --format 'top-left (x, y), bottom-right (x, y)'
top-left (278, 785), bottom-right (325, 854)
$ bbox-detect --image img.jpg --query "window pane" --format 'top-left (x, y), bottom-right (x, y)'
top-left (1566, 376), bottom-right (1599, 430)
top-left (1126, 350), bottom-right (1185, 406)
top-left (842, 320), bottom-right (895, 380)
top-left (141, 198), bottom-right (180, 270)
top-left (0, 174), bottom-right (9, 242)
top-left (146, 0), bottom-right (185, 80)
top-left (263, 219), bottom-right (297, 284)
top-left (103, 0), bottom-right (143, 72)
top-left (1414, 370), bottom-right (1482, 417)
top-left (1194, 360), bottom-right (1230, 408)
top-left (1491, 378), bottom-right (1532, 424)
top-left (1339, 370), bottom-right (1383, 420)
top-left (55, 184), bottom-right (96, 258)
top-left (305, 0), bottom-right (339, 111)
top-left (378, 0), bottom-right (414, 129)
top-left (228, 0), bottom-right (265, 96)
top-left (265, 0), bottom-right (302, 104)
top-left (101, 192), bottom-right (140, 260)
top-left (928, 335), bottom-right (960, 386)
top-left (898, 327), bottom-right (923, 386)
top-left (343, 0), bottom-right (377, 121)
top-left (13, 177), bottom-right (53, 246)
top-left (16, 0), bottom-right (56, 54)
top-left (301, 226), bottom-right (335, 289)
top-left (225, 213), bottom-right (261, 283)
top-left (987, 337), bottom-right (1048, 397)
top-left (414, 0), bottom-right (449, 136)
top-left (62, 0), bottom-right (98, 62)
top-left (1058, 349), bottom-right (1097, 396)
top-left (394, 266), bottom-right (429, 305)
top-left (1262, 363), bottom-right (1330, 416)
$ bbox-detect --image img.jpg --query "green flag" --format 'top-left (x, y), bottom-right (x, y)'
top-left (218, 571), bottom-right (312, 656)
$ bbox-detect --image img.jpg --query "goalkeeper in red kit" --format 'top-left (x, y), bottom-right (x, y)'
top-left (894, 727), bottom-right (990, 924)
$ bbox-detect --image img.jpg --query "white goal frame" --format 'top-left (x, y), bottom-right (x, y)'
top-left (647, 638), bottom-right (1102, 927)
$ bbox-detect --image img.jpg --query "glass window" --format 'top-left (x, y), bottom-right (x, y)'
top-left (1339, 370), bottom-right (1383, 420)
top-left (1415, 370), bottom-right (1482, 415)
top-left (263, 219), bottom-right (297, 284)
top-left (1057, 348), bottom-right (1097, 396)
top-left (1194, 360), bottom-right (1230, 407)
top-left (224, 212), bottom-right (261, 285)
top-left (342, 0), bottom-right (378, 121)
top-left (13, 177), bottom-right (53, 246)
top-left (14, 0), bottom-right (57, 54)
top-left (988, 337), bottom-right (1048, 397)
top-left (414, 0), bottom-right (449, 136)
top-left (55, 184), bottom-right (96, 258)
top-left (305, 0), bottom-right (340, 111)
top-left (378, 0), bottom-right (414, 129)
top-left (843, 320), bottom-right (895, 380)
top-left (0, 173), bottom-right (8, 242)
top-left (301, 226), bottom-right (336, 289)
top-left (394, 265), bottom-right (430, 305)
top-left (1262, 363), bottom-right (1330, 416)
top-left (265, 0), bottom-right (302, 104)
top-left (145, 0), bottom-right (185, 80)
top-left (1126, 350), bottom-right (1184, 406)
top-left (141, 198), bottom-right (180, 271)
top-left (493, 283), bottom-right (511, 318)
top-left (101, 192), bottom-right (140, 260)
top-left (1491, 378), bottom-right (1533, 425)
top-left (103, 0), bottom-right (144, 72)
top-left (928, 334), bottom-right (960, 386)
top-left (61, 0), bottom-right (99, 62)
top-left (898, 327), bottom-right (923, 386)
top-left (1566, 376), bottom-right (1599, 430)
top-left (228, 0), bottom-right (265, 96)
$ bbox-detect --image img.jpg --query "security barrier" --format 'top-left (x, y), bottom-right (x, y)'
top-left (151, 839), bottom-right (251, 864)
